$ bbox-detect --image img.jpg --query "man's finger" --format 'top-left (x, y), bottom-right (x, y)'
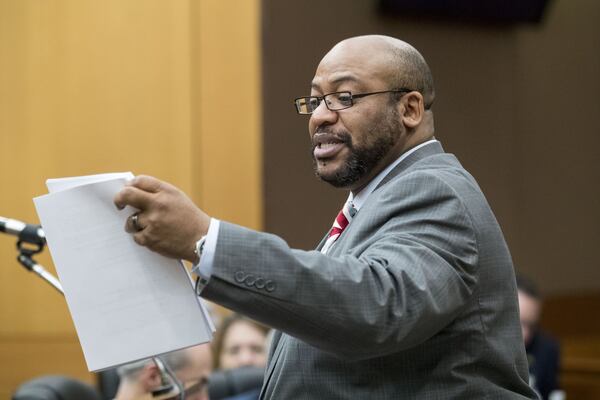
top-left (133, 232), bottom-right (147, 246)
top-left (114, 186), bottom-right (153, 210)
top-left (125, 212), bottom-right (146, 233)
top-left (129, 175), bottom-right (163, 193)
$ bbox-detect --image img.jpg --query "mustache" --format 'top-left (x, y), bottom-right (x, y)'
top-left (315, 126), bottom-right (348, 136)
top-left (312, 129), bottom-right (352, 147)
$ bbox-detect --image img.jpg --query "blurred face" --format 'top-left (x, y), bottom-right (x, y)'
top-left (308, 40), bottom-right (406, 192)
top-left (518, 290), bottom-right (541, 346)
top-left (220, 320), bottom-right (267, 370)
top-left (176, 344), bottom-right (212, 400)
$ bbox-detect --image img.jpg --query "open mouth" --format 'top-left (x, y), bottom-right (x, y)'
top-left (314, 141), bottom-right (345, 159)
top-left (313, 133), bottom-right (349, 160)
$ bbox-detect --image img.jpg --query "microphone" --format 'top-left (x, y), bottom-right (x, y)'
top-left (208, 366), bottom-right (264, 400)
top-left (0, 216), bottom-right (45, 245)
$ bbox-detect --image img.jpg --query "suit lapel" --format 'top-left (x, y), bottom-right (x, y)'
top-left (317, 142), bottom-right (444, 255)
top-left (327, 142), bottom-right (444, 255)
top-left (376, 141), bottom-right (444, 191)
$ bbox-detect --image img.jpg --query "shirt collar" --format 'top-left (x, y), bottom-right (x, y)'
top-left (348, 139), bottom-right (439, 210)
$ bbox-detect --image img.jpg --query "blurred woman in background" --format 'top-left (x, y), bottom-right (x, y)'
top-left (214, 313), bottom-right (270, 370)
top-left (211, 314), bottom-right (269, 400)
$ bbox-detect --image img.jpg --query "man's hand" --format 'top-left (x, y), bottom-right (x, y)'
top-left (114, 175), bottom-right (210, 262)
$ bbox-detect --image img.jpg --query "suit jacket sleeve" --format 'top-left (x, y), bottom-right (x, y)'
top-left (201, 170), bottom-right (479, 361)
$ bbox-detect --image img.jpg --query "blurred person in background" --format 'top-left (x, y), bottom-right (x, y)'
top-left (210, 314), bottom-right (269, 400)
top-left (517, 274), bottom-right (561, 400)
top-left (213, 313), bottom-right (269, 371)
top-left (114, 343), bottom-right (212, 400)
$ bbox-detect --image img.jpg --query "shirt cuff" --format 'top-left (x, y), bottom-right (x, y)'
top-left (191, 218), bottom-right (220, 290)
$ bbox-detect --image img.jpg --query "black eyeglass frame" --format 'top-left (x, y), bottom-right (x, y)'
top-left (294, 88), bottom-right (413, 114)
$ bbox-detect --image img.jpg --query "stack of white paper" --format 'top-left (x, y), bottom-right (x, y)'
top-left (34, 172), bottom-right (214, 371)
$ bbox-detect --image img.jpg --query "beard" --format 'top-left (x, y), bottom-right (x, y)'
top-left (312, 108), bottom-right (401, 188)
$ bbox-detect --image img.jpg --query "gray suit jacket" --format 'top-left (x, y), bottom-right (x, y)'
top-left (202, 142), bottom-right (538, 399)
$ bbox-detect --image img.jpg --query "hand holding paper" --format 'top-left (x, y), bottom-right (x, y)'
top-left (114, 175), bottom-right (211, 262)
top-left (34, 173), bottom-right (213, 371)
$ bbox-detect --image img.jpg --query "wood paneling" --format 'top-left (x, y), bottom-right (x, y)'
top-left (542, 294), bottom-right (600, 399)
top-left (0, 334), bottom-right (92, 399)
top-left (191, 0), bottom-right (263, 229)
top-left (559, 337), bottom-right (600, 399)
top-left (0, 0), bottom-right (261, 396)
top-left (542, 293), bottom-right (600, 338)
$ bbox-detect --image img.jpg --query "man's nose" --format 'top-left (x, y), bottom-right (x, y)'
top-left (310, 100), bottom-right (338, 127)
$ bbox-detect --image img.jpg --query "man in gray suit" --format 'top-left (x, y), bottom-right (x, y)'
top-left (115, 35), bottom-right (539, 399)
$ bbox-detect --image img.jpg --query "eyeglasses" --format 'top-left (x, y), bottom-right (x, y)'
top-left (294, 88), bottom-right (412, 114)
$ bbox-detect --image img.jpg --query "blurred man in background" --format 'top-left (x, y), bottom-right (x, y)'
top-left (114, 344), bottom-right (212, 400)
top-left (517, 274), bottom-right (560, 400)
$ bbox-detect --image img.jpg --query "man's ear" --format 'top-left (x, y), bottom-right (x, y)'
top-left (400, 91), bottom-right (425, 129)
top-left (140, 364), bottom-right (163, 391)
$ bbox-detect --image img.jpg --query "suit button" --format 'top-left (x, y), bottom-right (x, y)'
top-left (244, 275), bottom-right (256, 286)
top-left (265, 280), bottom-right (276, 292)
top-left (234, 271), bottom-right (246, 283)
top-left (254, 278), bottom-right (265, 289)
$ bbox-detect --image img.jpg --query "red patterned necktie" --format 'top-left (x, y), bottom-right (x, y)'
top-left (321, 201), bottom-right (357, 254)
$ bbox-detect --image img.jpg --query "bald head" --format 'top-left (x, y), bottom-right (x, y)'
top-left (308, 35), bottom-right (436, 191)
top-left (318, 35), bottom-right (435, 109)
top-left (168, 344), bottom-right (213, 383)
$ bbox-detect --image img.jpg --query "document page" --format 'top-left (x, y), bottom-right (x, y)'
top-left (34, 173), bottom-right (213, 371)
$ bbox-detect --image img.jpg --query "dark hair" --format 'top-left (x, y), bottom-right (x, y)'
top-left (212, 313), bottom-right (269, 369)
top-left (388, 44), bottom-right (435, 110)
top-left (516, 273), bottom-right (541, 299)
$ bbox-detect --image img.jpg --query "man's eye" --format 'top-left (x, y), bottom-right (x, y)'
top-left (337, 93), bottom-right (352, 103)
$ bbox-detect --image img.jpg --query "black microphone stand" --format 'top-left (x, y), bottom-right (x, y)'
top-left (16, 239), bottom-right (63, 293)
top-left (10, 235), bottom-right (186, 400)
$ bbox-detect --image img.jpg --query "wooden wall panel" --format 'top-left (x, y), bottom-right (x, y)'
top-left (0, 0), bottom-right (261, 397)
top-left (542, 294), bottom-right (600, 399)
top-left (0, 335), bottom-right (91, 399)
top-left (191, 0), bottom-right (263, 229)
